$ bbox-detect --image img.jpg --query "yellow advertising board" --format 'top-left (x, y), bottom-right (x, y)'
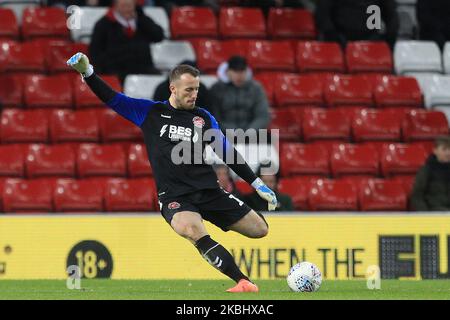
top-left (0, 214), bottom-right (449, 280)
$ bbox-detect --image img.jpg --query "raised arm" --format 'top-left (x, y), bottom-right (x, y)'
top-left (67, 52), bottom-right (155, 127)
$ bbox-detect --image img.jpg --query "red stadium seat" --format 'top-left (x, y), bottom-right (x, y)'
top-left (380, 143), bottom-right (428, 177)
top-left (24, 75), bottom-right (72, 109)
top-left (2, 178), bottom-right (54, 212)
top-left (402, 110), bottom-right (449, 141)
top-left (219, 7), bottom-right (266, 38)
top-left (54, 178), bottom-right (104, 212)
top-left (190, 39), bottom-right (247, 73)
top-left (330, 143), bottom-right (379, 177)
top-left (308, 179), bottom-right (358, 211)
top-left (296, 41), bottom-right (345, 73)
top-left (268, 8), bottom-right (316, 39)
top-left (46, 42), bottom-right (89, 73)
top-left (22, 7), bottom-right (69, 39)
top-left (104, 178), bottom-right (156, 211)
top-left (77, 143), bottom-right (127, 178)
top-left (274, 74), bottom-right (324, 107)
top-left (171, 6), bottom-right (218, 39)
top-left (269, 107), bottom-right (302, 141)
top-left (412, 140), bottom-right (435, 155)
top-left (49, 109), bottom-right (100, 143)
top-left (0, 109), bottom-right (49, 143)
top-left (254, 72), bottom-right (277, 106)
top-left (345, 41), bottom-right (393, 73)
top-left (0, 41), bottom-right (46, 72)
top-left (0, 144), bottom-right (25, 177)
top-left (0, 177), bottom-right (8, 211)
top-left (234, 179), bottom-right (253, 196)
top-left (128, 143), bottom-right (152, 177)
top-left (25, 144), bottom-right (76, 178)
top-left (370, 75), bottom-right (422, 108)
top-left (359, 179), bottom-right (407, 211)
top-left (0, 8), bottom-right (19, 39)
top-left (73, 75), bottom-right (121, 109)
top-left (324, 75), bottom-right (373, 107)
top-left (278, 176), bottom-right (318, 210)
top-left (352, 109), bottom-right (402, 142)
top-left (99, 109), bottom-right (143, 142)
top-left (280, 143), bottom-right (329, 176)
top-left (0, 74), bottom-right (23, 107)
top-left (246, 40), bottom-right (296, 72)
top-left (390, 175), bottom-right (416, 196)
top-left (302, 108), bottom-right (351, 142)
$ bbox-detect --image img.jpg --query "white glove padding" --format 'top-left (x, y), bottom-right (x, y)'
top-left (252, 178), bottom-right (278, 211)
top-left (66, 52), bottom-right (94, 78)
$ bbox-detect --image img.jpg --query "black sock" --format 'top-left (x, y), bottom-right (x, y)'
top-left (195, 235), bottom-right (249, 283)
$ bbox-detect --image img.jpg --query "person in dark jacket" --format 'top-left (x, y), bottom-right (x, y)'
top-left (411, 136), bottom-right (450, 211)
top-left (315, 0), bottom-right (399, 48)
top-left (417, 0), bottom-right (450, 50)
top-left (209, 56), bottom-right (270, 132)
top-left (244, 164), bottom-right (294, 212)
top-left (153, 60), bottom-right (211, 109)
top-left (89, 0), bottom-right (164, 83)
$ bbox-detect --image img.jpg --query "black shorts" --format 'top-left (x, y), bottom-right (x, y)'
top-left (159, 188), bottom-right (252, 231)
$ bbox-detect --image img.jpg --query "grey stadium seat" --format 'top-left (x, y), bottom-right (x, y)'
top-left (70, 7), bottom-right (107, 44)
top-left (143, 6), bottom-right (170, 39)
top-left (420, 75), bottom-right (450, 108)
top-left (151, 40), bottom-right (196, 71)
top-left (124, 74), bottom-right (165, 100)
top-left (200, 75), bottom-right (218, 89)
top-left (443, 42), bottom-right (450, 74)
top-left (394, 41), bottom-right (443, 74)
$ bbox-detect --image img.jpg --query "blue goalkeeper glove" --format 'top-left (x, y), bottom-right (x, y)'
top-left (66, 52), bottom-right (94, 78)
top-left (252, 178), bottom-right (278, 211)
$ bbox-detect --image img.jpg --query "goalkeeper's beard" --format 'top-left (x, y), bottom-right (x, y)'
top-left (174, 96), bottom-right (196, 110)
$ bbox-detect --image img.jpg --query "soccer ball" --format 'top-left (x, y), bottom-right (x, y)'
top-left (287, 262), bottom-right (322, 292)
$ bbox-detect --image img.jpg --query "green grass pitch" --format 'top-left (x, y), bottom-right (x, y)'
top-left (0, 280), bottom-right (450, 300)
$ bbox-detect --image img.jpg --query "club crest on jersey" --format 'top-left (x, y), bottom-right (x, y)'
top-left (168, 202), bottom-right (181, 210)
top-left (192, 116), bottom-right (205, 128)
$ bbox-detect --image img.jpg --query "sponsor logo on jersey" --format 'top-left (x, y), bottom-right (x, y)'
top-left (192, 116), bottom-right (205, 128)
top-left (160, 124), bottom-right (193, 142)
top-left (168, 202), bottom-right (181, 210)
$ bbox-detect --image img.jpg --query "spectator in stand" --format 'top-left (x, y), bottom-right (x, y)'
top-left (315, 0), bottom-right (399, 48)
top-left (153, 60), bottom-right (211, 109)
top-left (242, 0), bottom-right (306, 16)
top-left (209, 56), bottom-right (270, 133)
top-left (411, 136), bottom-right (450, 211)
top-left (417, 0), bottom-right (450, 50)
top-left (213, 164), bottom-right (243, 199)
top-left (48, 0), bottom-right (113, 8)
top-left (89, 0), bottom-right (164, 83)
top-left (244, 164), bottom-right (294, 212)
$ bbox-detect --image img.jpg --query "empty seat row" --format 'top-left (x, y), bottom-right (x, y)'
top-left (0, 177), bottom-right (157, 213)
top-left (0, 108), bottom-right (142, 143)
top-left (171, 7), bottom-right (316, 40)
top-left (0, 7), bottom-right (68, 39)
top-left (0, 143), bottom-right (151, 178)
top-left (257, 73), bottom-right (422, 108)
top-left (275, 177), bottom-right (413, 211)
top-left (0, 74), bottom-right (120, 108)
top-left (279, 142), bottom-right (432, 178)
top-left (270, 107), bottom-right (449, 142)
top-left (191, 40), bottom-right (393, 74)
top-left (0, 40), bottom-right (90, 74)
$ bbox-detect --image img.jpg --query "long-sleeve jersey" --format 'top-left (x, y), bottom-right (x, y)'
top-left (85, 74), bottom-right (258, 200)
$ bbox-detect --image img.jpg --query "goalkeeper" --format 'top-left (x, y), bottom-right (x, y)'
top-left (67, 53), bottom-right (278, 293)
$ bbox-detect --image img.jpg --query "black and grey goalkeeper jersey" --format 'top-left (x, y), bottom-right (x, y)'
top-left (85, 74), bottom-right (257, 199)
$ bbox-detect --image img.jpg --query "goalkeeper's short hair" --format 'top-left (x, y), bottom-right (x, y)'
top-left (169, 64), bottom-right (200, 83)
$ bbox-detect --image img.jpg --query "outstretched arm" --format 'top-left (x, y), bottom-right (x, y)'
top-left (203, 110), bottom-right (278, 211)
top-left (67, 52), bottom-right (155, 127)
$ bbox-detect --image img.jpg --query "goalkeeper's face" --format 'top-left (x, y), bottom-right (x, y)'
top-left (170, 73), bottom-right (200, 110)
